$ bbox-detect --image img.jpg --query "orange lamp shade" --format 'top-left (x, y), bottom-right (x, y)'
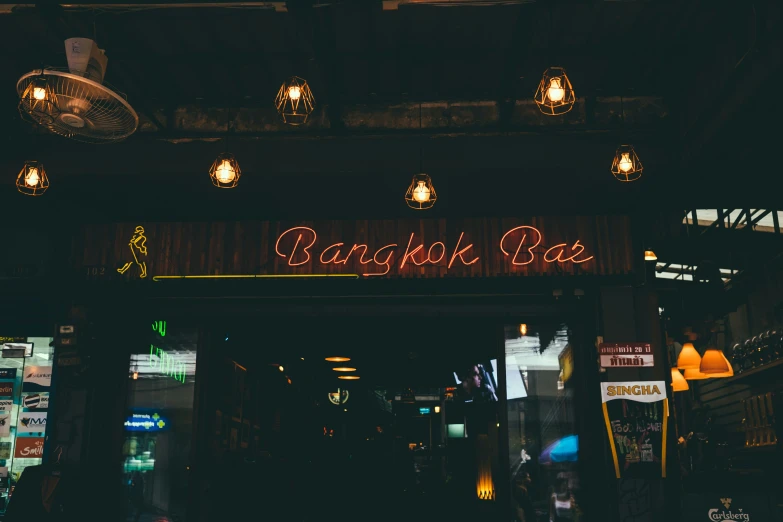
top-left (677, 343), bottom-right (701, 369)
top-left (700, 348), bottom-right (731, 374)
top-left (708, 351), bottom-right (734, 378)
top-left (671, 368), bottom-right (689, 392)
top-left (683, 368), bottom-right (710, 380)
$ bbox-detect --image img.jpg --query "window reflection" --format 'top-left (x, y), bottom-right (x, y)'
top-left (505, 324), bottom-right (581, 522)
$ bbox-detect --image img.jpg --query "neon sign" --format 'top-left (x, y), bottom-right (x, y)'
top-left (149, 345), bottom-right (186, 384)
top-left (274, 225), bottom-right (593, 277)
top-left (152, 320), bottom-right (167, 337)
top-left (125, 412), bottom-right (169, 432)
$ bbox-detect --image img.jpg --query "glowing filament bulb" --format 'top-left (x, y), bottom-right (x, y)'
top-left (215, 160), bottom-right (236, 183)
top-left (25, 167), bottom-right (40, 187)
top-left (413, 181), bottom-right (430, 203)
top-left (33, 87), bottom-right (46, 101)
top-left (547, 78), bottom-right (565, 102)
top-left (618, 153), bottom-right (633, 173)
top-left (288, 85), bottom-right (302, 101)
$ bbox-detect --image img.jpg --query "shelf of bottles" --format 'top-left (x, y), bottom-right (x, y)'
top-left (731, 330), bottom-right (783, 374)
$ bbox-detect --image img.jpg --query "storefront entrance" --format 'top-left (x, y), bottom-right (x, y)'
top-left (116, 301), bottom-right (595, 522)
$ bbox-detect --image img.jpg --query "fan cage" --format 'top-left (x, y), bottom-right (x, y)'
top-left (405, 173), bottom-right (437, 210)
top-left (17, 68), bottom-right (138, 144)
top-left (611, 145), bottom-right (643, 182)
top-left (275, 76), bottom-right (315, 125)
top-left (16, 161), bottom-right (50, 196)
top-left (534, 67), bottom-right (576, 116)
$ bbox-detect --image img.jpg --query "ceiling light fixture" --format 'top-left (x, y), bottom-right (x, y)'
top-left (338, 375), bottom-right (360, 380)
top-left (671, 368), bottom-right (689, 392)
top-left (209, 152), bottom-right (241, 188)
top-left (275, 76), bottom-right (315, 125)
top-left (325, 357), bottom-right (351, 362)
top-left (644, 249), bottom-right (658, 262)
top-left (699, 348), bottom-right (731, 374)
top-left (611, 145), bottom-right (643, 182)
top-left (676, 343), bottom-right (701, 370)
top-left (16, 161), bottom-right (50, 196)
top-left (19, 73), bottom-right (59, 125)
top-left (708, 351), bottom-right (734, 378)
top-left (534, 67), bottom-right (575, 116)
top-left (332, 367), bottom-right (357, 372)
top-left (405, 173), bottom-right (437, 210)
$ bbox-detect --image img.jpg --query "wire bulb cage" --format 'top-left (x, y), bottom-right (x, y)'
top-left (534, 67), bottom-right (575, 116)
top-left (275, 76), bottom-right (315, 125)
top-left (16, 161), bottom-right (50, 196)
top-left (209, 153), bottom-right (242, 188)
top-left (18, 72), bottom-right (60, 126)
top-left (405, 173), bottom-right (437, 210)
top-left (611, 145), bottom-right (643, 182)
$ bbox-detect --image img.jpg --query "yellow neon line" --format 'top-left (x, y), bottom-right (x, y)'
top-left (152, 274), bottom-right (360, 281)
top-left (602, 402), bottom-right (621, 478)
top-left (662, 398), bottom-right (668, 478)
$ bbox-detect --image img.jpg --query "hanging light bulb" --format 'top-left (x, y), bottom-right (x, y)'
top-left (611, 145), bottom-right (643, 181)
top-left (644, 249), bottom-right (657, 262)
top-left (519, 324), bottom-right (528, 336)
top-left (547, 78), bottom-right (565, 102)
top-left (209, 153), bottom-right (241, 188)
top-left (405, 173), bottom-right (437, 210)
top-left (16, 161), bottom-right (50, 196)
top-left (412, 181), bottom-right (430, 203)
top-left (33, 86), bottom-right (46, 101)
top-left (275, 76), bottom-right (315, 125)
top-left (534, 67), bottom-right (575, 115)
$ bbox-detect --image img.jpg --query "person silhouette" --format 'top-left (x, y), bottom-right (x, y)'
top-left (117, 226), bottom-right (148, 279)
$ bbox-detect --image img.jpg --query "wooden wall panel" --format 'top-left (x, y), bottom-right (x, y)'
top-left (73, 216), bottom-right (635, 279)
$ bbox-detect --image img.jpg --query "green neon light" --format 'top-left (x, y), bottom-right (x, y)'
top-left (152, 320), bottom-right (167, 337)
top-left (149, 344), bottom-right (185, 384)
top-left (152, 274), bottom-right (360, 281)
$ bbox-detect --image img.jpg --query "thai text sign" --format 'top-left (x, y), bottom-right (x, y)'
top-left (599, 343), bottom-right (654, 368)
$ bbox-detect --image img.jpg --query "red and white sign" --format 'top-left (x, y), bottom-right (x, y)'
top-left (14, 437), bottom-right (44, 458)
top-left (599, 343), bottom-right (654, 368)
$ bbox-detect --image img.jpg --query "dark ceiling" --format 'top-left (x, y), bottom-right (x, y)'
top-left (0, 0), bottom-right (780, 220)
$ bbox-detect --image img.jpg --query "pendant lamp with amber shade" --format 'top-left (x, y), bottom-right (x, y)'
top-left (677, 343), bottom-right (701, 370)
top-left (670, 368), bottom-right (689, 392)
top-left (700, 347), bottom-right (731, 374)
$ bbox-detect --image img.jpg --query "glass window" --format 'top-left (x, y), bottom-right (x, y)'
top-left (505, 324), bottom-right (582, 522)
top-left (121, 321), bottom-right (198, 522)
top-left (0, 336), bottom-right (54, 514)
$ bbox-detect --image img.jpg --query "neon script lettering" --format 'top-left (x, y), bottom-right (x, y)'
top-left (149, 345), bottom-right (186, 384)
top-left (500, 226), bottom-right (594, 266)
top-left (275, 225), bottom-right (592, 276)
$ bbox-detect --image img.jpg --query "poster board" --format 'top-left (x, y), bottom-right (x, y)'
top-left (600, 381), bottom-right (668, 479)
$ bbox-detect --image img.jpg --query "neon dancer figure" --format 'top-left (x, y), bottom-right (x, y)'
top-left (117, 226), bottom-right (148, 278)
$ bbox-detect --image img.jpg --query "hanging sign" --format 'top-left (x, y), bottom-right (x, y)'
top-left (600, 381), bottom-right (668, 479)
top-left (599, 343), bottom-right (654, 368)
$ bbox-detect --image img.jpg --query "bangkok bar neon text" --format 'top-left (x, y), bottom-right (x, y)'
top-left (274, 225), bottom-right (594, 277)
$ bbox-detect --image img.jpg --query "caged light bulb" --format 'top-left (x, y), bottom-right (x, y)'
top-left (412, 181), bottom-right (430, 203)
top-left (618, 153), bottom-right (633, 173)
top-left (33, 87), bottom-right (46, 101)
top-left (215, 160), bottom-right (236, 183)
top-left (547, 78), bottom-right (565, 102)
top-left (288, 85), bottom-right (302, 101)
top-left (25, 167), bottom-right (40, 187)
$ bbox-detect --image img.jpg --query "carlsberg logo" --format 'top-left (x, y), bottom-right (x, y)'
top-left (708, 509), bottom-right (749, 521)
